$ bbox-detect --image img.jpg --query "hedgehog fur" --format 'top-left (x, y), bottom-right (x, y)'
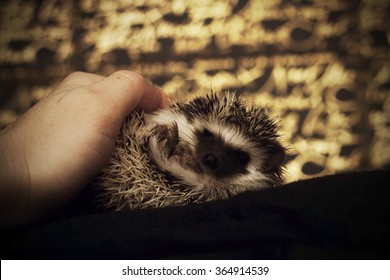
top-left (94, 92), bottom-right (285, 210)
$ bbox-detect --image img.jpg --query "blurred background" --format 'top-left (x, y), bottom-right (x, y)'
top-left (0, 0), bottom-right (389, 182)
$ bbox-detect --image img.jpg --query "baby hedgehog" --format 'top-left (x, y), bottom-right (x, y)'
top-left (94, 92), bottom-right (286, 210)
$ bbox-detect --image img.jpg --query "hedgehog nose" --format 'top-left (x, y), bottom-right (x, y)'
top-left (201, 153), bottom-right (219, 169)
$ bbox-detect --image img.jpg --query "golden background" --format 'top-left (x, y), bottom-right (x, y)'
top-left (0, 0), bottom-right (389, 182)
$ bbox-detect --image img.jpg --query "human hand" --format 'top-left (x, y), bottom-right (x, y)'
top-left (0, 70), bottom-right (169, 228)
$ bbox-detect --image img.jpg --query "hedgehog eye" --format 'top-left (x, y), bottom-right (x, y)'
top-left (202, 129), bottom-right (213, 138)
top-left (236, 151), bottom-right (250, 165)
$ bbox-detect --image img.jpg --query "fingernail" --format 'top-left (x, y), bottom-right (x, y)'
top-left (154, 87), bottom-right (174, 108)
top-left (161, 93), bottom-right (175, 107)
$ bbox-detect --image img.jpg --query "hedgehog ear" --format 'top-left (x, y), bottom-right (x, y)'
top-left (263, 142), bottom-right (285, 172)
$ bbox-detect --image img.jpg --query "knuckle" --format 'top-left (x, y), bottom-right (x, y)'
top-left (65, 71), bottom-right (86, 81)
top-left (59, 71), bottom-right (88, 87)
top-left (112, 70), bottom-right (146, 86)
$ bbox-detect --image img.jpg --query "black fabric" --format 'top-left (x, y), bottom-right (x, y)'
top-left (1, 170), bottom-right (390, 259)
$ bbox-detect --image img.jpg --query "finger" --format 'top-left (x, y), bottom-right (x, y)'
top-left (53, 72), bottom-right (106, 92)
top-left (89, 70), bottom-right (166, 117)
top-left (139, 86), bottom-right (171, 110)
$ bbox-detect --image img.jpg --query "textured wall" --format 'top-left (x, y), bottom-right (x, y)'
top-left (0, 0), bottom-right (389, 182)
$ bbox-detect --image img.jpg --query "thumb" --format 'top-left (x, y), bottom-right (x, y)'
top-left (88, 70), bottom-right (166, 120)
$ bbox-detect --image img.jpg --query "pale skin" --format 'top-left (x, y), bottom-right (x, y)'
top-left (0, 70), bottom-right (169, 229)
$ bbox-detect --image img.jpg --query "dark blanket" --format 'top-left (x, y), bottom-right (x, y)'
top-left (1, 170), bottom-right (389, 259)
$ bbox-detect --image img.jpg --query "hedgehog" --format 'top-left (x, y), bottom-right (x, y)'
top-left (94, 92), bottom-right (286, 210)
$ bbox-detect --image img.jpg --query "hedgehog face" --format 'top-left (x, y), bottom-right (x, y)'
top-left (145, 93), bottom-right (285, 194)
top-left (195, 128), bottom-right (250, 178)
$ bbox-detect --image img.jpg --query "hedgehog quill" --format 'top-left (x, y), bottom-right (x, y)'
top-left (94, 92), bottom-right (286, 210)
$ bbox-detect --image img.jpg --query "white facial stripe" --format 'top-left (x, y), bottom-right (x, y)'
top-left (146, 109), bottom-right (197, 149)
top-left (145, 107), bottom-right (269, 190)
top-left (206, 121), bottom-right (247, 147)
top-left (146, 109), bottom-right (181, 126)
